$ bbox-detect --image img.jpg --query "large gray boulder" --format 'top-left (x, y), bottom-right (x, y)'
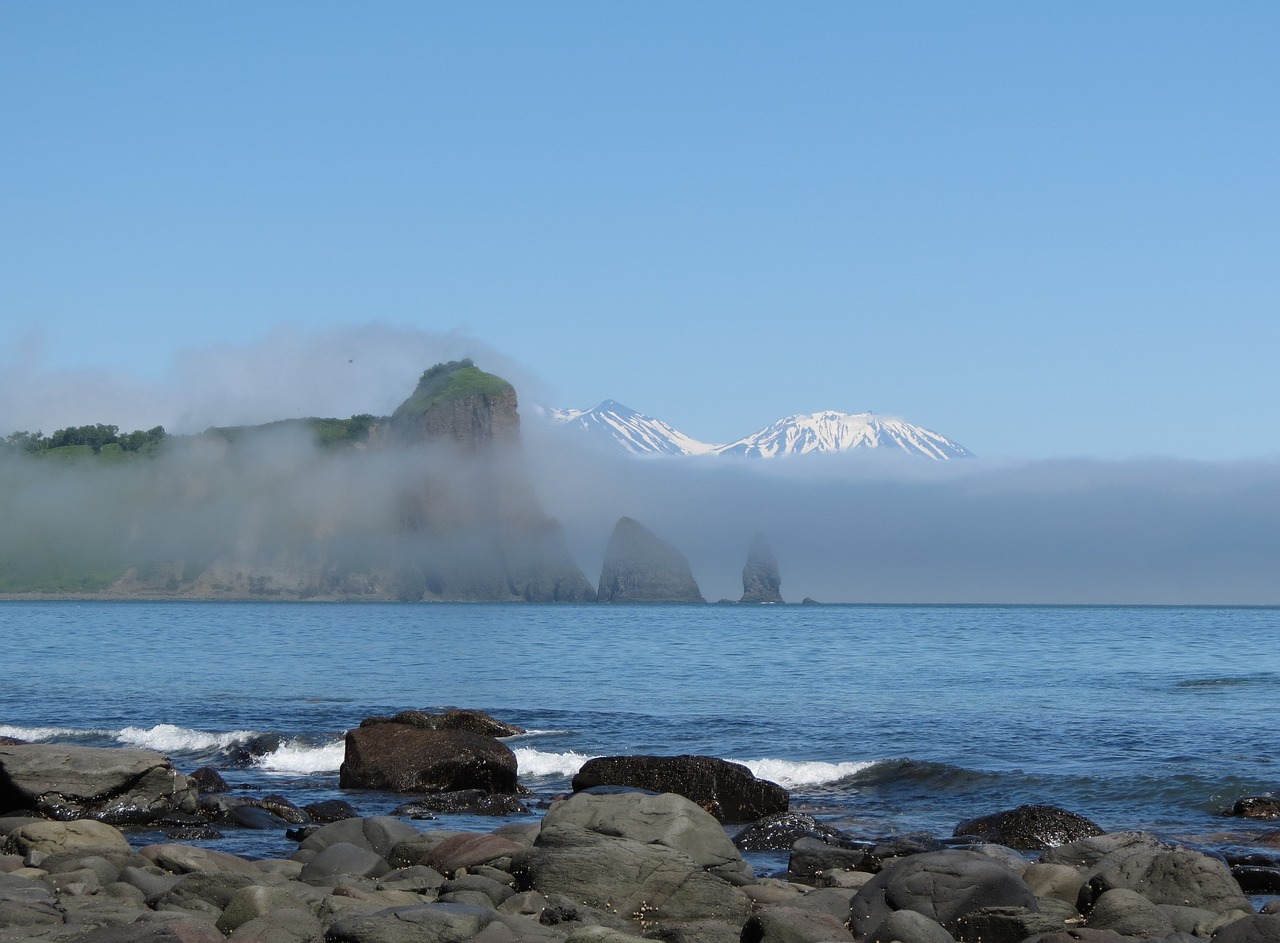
top-left (1044, 831), bottom-right (1254, 915)
top-left (0, 744), bottom-right (198, 824)
top-left (339, 723), bottom-right (517, 793)
top-left (571, 755), bottom-right (787, 823)
top-left (596, 517), bottom-right (705, 603)
top-left (512, 823), bottom-right (751, 925)
top-left (848, 849), bottom-right (1039, 937)
top-left (541, 789), bottom-right (753, 885)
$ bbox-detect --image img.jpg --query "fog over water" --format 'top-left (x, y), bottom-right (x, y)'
top-left (2, 327), bottom-right (1278, 605)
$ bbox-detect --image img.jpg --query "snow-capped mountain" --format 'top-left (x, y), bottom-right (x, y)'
top-left (546, 400), bottom-right (718, 456)
top-left (546, 401), bottom-right (970, 460)
top-left (716, 410), bottom-right (971, 460)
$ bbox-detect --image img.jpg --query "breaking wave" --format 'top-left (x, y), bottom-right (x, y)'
top-left (251, 738), bottom-right (346, 775)
top-left (116, 724), bottom-right (259, 753)
top-left (732, 758), bottom-right (877, 788)
top-left (513, 747), bottom-right (598, 778)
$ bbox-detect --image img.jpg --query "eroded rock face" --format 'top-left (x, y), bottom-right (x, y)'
top-left (572, 754), bottom-right (788, 823)
top-left (953, 804), bottom-right (1105, 850)
top-left (0, 744), bottom-right (198, 824)
top-left (740, 533), bottom-right (783, 604)
top-left (339, 724), bottom-right (518, 794)
top-left (596, 517), bottom-right (705, 603)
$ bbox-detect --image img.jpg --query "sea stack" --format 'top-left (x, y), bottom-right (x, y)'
top-left (597, 517), bottom-right (705, 603)
top-left (739, 532), bottom-right (783, 604)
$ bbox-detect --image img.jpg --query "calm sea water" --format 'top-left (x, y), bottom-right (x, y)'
top-left (2, 601), bottom-right (1277, 872)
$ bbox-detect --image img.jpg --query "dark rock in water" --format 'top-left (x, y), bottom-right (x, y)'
top-left (740, 532), bottom-right (783, 604)
top-left (1231, 796), bottom-right (1280, 820)
top-left (953, 804), bottom-right (1105, 850)
top-left (303, 798), bottom-right (359, 823)
top-left (788, 836), bottom-right (871, 879)
top-left (801, 597), bottom-right (820, 605)
top-left (733, 812), bottom-right (853, 851)
top-left (340, 722), bottom-right (518, 794)
top-left (849, 849), bottom-right (1040, 936)
top-left (1234, 865), bottom-right (1280, 894)
top-left (166, 825), bottom-right (224, 841)
top-left (361, 708), bottom-right (525, 738)
top-left (225, 734), bottom-right (282, 767)
top-left (393, 789), bottom-right (528, 817)
top-left (572, 754), bottom-right (787, 823)
top-left (188, 766), bottom-right (229, 794)
top-left (0, 744), bottom-right (198, 825)
top-left (596, 516), bottom-right (705, 603)
top-left (254, 794), bottom-right (310, 824)
top-left (0, 736), bottom-right (26, 745)
top-left (224, 805), bottom-right (290, 830)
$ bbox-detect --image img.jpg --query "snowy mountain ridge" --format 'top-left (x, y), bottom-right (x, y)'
top-left (545, 401), bottom-right (970, 460)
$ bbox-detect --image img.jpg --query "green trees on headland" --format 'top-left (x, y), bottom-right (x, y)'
top-left (2, 424), bottom-right (167, 457)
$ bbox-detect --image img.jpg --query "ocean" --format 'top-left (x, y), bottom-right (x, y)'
top-left (2, 601), bottom-right (1277, 876)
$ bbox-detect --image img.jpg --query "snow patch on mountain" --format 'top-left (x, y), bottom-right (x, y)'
top-left (717, 411), bottom-right (971, 460)
top-left (544, 401), bottom-right (970, 461)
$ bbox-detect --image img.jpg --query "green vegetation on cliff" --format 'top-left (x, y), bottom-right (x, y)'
top-left (391, 359), bottom-right (514, 421)
top-left (2, 424), bottom-right (167, 459)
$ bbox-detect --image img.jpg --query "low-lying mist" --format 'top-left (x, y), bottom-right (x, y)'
top-left (3, 326), bottom-right (1277, 605)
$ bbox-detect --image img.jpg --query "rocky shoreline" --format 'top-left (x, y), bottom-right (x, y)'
top-left (2, 722), bottom-right (1279, 943)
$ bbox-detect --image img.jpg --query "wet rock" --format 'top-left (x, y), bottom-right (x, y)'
top-left (340, 723), bottom-right (518, 794)
top-left (362, 709), bottom-right (526, 739)
top-left (189, 767), bottom-right (230, 794)
top-left (571, 755), bottom-right (787, 823)
top-left (303, 799), bottom-right (359, 823)
top-left (1231, 797), bottom-right (1280, 820)
top-left (787, 837), bottom-right (870, 880)
top-left (733, 812), bottom-right (852, 851)
top-left (393, 790), bottom-right (528, 817)
top-left (953, 804), bottom-right (1105, 850)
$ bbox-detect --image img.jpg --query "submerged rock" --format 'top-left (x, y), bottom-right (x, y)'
top-left (596, 517), bottom-right (705, 603)
top-left (953, 804), bottom-right (1105, 850)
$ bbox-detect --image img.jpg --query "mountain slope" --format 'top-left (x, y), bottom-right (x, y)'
top-left (547, 400), bottom-right (717, 456)
top-left (717, 411), bottom-right (970, 460)
top-left (547, 401), bottom-right (970, 460)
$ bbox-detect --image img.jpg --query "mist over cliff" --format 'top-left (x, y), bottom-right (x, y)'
top-left (3, 327), bottom-right (1279, 605)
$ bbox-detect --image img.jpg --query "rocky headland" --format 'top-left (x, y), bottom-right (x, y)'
top-left (596, 517), bottom-right (705, 604)
top-left (2, 721), bottom-right (1278, 943)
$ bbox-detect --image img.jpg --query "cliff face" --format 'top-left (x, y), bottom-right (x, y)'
top-left (740, 532), bottom-right (783, 604)
top-left (99, 360), bottom-right (596, 602)
top-left (597, 516), bottom-right (705, 604)
top-left (389, 360), bottom-right (520, 448)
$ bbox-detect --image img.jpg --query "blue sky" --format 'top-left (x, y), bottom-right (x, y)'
top-left (2, 2), bottom-right (1277, 459)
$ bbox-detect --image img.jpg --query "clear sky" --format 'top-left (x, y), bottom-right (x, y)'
top-left (2, 2), bottom-right (1277, 460)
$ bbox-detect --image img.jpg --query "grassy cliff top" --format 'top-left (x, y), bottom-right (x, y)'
top-left (391, 359), bottom-right (514, 420)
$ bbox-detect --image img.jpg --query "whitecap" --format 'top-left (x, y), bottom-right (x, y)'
top-left (251, 738), bottom-right (346, 775)
top-left (0, 724), bottom-right (91, 742)
top-left (730, 757), bottom-right (876, 788)
top-left (115, 724), bottom-right (258, 753)
top-left (514, 747), bottom-right (597, 778)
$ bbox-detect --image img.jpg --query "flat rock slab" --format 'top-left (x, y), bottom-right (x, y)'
top-left (0, 744), bottom-right (197, 824)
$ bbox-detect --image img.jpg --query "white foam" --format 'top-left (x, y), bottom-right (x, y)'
top-left (252, 739), bottom-right (346, 775)
top-left (115, 724), bottom-right (258, 753)
top-left (503, 728), bottom-right (571, 740)
top-left (514, 747), bottom-right (597, 778)
top-left (730, 757), bottom-right (875, 788)
top-left (0, 724), bottom-right (90, 742)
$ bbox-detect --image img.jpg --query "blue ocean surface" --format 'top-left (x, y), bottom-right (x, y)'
top-left (2, 601), bottom-right (1277, 873)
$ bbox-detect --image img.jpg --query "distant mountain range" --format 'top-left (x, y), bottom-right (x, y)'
top-left (545, 400), bottom-right (971, 461)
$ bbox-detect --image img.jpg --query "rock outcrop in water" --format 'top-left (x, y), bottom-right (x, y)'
top-left (739, 532), bottom-right (783, 604)
top-left (596, 516), bottom-right (705, 603)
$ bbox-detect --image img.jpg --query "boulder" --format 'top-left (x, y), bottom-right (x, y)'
top-left (297, 817), bottom-right (423, 860)
top-left (740, 533), bottom-right (783, 604)
top-left (303, 799), bottom-right (359, 823)
top-left (596, 517), bottom-right (705, 603)
top-left (339, 723), bottom-right (517, 793)
top-left (422, 832), bottom-right (529, 876)
top-left (733, 812), bottom-right (852, 851)
top-left (848, 849), bottom-right (1039, 937)
top-left (360, 709), bottom-right (525, 738)
top-left (953, 804), bottom-right (1105, 850)
top-left (866, 909), bottom-right (956, 943)
top-left (1048, 832), bottom-right (1254, 914)
top-left (541, 789), bottom-right (753, 885)
top-left (740, 904), bottom-right (854, 943)
top-left (0, 744), bottom-right (198, 824)
top-left (787, 836), bottom-right (870, 880)
top-left (571, 755), bottom-right (787, 823)
top-left (2, 819), bottom-right (131, 857)
top-left (1213, 914), bottom-right (1280, 943)
top-left (511, 823), bottom-right (751, 924)
top-left (298, 841), bottom-right (392, 882)
top-left (1231, 797), bottom-right (1280, 820)
top-left (1084, 887), bottom-right (1175, 938)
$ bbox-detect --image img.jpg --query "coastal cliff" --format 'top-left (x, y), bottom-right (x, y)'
top-left (597, 516), bottom-right (705, 603)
